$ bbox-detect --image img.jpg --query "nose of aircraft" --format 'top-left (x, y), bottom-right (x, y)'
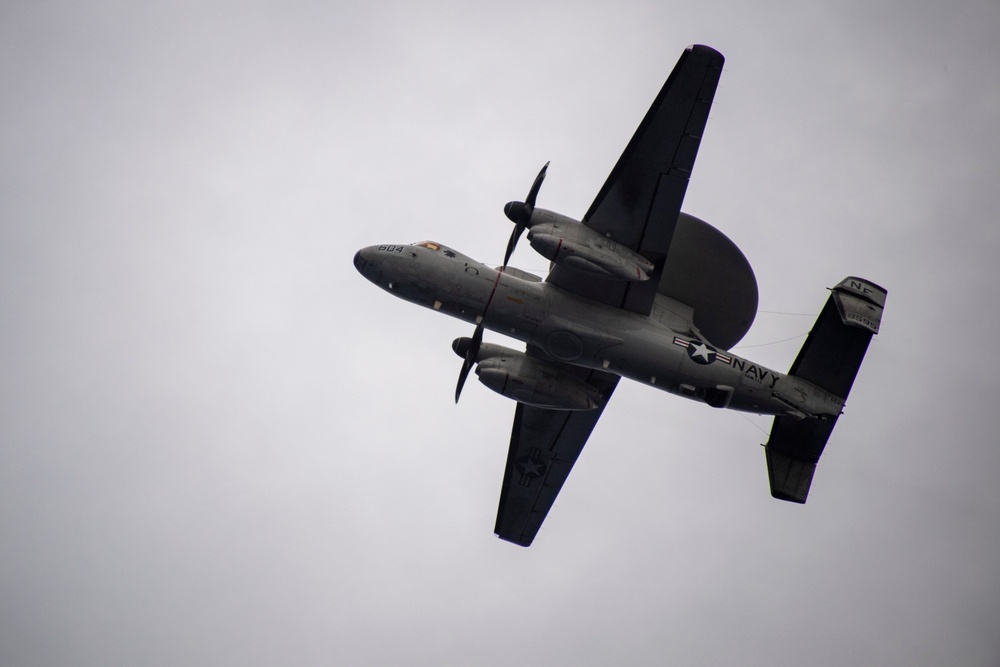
top-left (354, 247), bottom-right (375, 275)
top-left (353, 246), bottom-right (386, 285)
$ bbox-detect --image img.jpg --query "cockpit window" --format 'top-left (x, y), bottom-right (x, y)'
top-left (415, 241), bottom-right (458, 258)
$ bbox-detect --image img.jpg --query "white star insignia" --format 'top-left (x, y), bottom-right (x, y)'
top-left (689, 342), bottom-right (714, 362)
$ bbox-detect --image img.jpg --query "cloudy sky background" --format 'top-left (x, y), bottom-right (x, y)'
top-left (2, 1), bottom-right (999, 665)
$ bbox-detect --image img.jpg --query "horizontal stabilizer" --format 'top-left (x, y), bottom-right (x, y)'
top-left (787, 277), bottom-right (886, 399)
top-left (765, 415), bottom-right (836, 502)
top-left (764, 277), bottom-right (886, 503)
top-left (766, 446), bottom-right (816, 503)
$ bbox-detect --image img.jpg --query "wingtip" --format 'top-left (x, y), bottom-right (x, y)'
top-left (496, 532), bottom-right (533, 547)
top-left (686, 44), bottom-right (725, 63)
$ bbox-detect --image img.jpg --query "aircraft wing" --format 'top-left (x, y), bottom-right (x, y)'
top-left (547, 44), bottom-right (724, 317)
top-left (494, 362), bottom-right (620, 546)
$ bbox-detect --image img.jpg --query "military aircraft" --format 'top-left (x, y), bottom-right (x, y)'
top-left (353, 45), bottom-right (886, 547)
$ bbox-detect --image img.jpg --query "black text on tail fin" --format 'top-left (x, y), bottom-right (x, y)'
top-left (765, 277), bottom-right (886, 503)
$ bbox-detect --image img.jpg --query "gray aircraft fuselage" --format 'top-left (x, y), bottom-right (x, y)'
top-left (353, 241), bottom-right (843, 420)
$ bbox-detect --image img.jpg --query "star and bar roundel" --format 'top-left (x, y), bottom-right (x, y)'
top-left (673, 336), bottom-right (733, 366)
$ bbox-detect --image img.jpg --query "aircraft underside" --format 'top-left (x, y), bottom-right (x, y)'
top-left (353, 44), bottom-right (885, 545)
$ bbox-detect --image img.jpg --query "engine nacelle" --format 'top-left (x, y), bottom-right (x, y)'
top-left (524, 209), bottom-right (654, 281)
top-left (453, 339), bottom-right (601, 410)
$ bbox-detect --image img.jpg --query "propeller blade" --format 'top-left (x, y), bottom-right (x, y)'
top-left (525, 161), bottom-right (549, 208)
top-left (500, 162), bottom-right (549, 269)
top-left (502, 224), bottom-right (524, 269)
top-left (455, 357), bottom-right (473, 403)
top-left (454, 324), bottom-right (484, 403)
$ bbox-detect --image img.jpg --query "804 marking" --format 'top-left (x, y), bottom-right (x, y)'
top-left (379, 245), bottom-right (405, 253)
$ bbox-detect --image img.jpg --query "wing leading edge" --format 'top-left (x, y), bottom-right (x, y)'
top-left (494, 365), bottom-right (619, 547)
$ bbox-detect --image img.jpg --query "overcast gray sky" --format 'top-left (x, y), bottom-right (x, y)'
top-left (2, 1), bottom-right (999, 665)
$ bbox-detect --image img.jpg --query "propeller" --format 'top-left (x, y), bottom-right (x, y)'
top-left (454, 161), bottom-right (549, 404)
top-left (454, 324), bottom-right (484, 403)
top-left (501, 161), bottom-right (549, 269)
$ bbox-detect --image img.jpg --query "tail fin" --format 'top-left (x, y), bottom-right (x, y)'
top-left (765, 277), bottom-right (886, 503)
